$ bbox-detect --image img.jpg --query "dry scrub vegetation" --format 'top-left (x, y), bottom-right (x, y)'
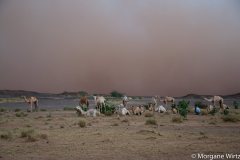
top-left (0, 108), bottom-right (240, 160)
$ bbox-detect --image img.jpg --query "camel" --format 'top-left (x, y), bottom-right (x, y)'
top-left (131, 105), bottom-right (144, 115)
top-left (93, 96), bottom-right (106, 113)
top-left (204, 96), bottom-right (224, 111)
top-left (151, 96), bottom-right (167, 113)
top-left (115, 104), bottom-right (130, 116)
top-left (155, 105), bottom-right (167, 113)
top-left (122, 96), bottom-right (128, 107)
top-left (75, 106), bottom-right (100, 117)
top-left (23, 96), bottom-right (38, 112)
top-left (79, 96), bottom-right (89, 109)
top-left (160, 96), bottom-right (175, 107)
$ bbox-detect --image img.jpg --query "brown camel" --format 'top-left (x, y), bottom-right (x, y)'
top-left (160, 96), bottom-right (175, 107)
top-left (79, 96), bottom-right (89, 108)
top-left (23, 96), bottom-right (38, 112)
top-left (204, 96), bottom-right (224, 111)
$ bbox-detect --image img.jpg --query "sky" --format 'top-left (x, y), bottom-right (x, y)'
top-left (0, 0), bottom-right (240, 96)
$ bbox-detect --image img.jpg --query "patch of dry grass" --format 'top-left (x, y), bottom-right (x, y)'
top-left (78, 119), bottom-right (86, 128)
top-left (222, 114), bottom-right (240, 122)
top-left (145, 118), bottom-right (157, 125)
top-left (145, 112), bottom-right (153, 117)
top-left (172, 116), bottom-right (183, 123)
top-left (15, 112), bottom-right (28, 117)
top-left (0, 131), bottom-right (12, 140)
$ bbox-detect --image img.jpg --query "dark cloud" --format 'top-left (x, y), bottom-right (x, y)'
top-left (0, 0), bottom-right (240, 96)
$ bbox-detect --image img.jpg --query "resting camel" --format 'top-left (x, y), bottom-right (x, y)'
top-left (75, 106), bottom-right (100, 117)
top-left (152, 96), bottom-right (167, 113)
top-left (93, 96), bottom-right (106, 113)
top-left (23, 96), bottom-right (38, 112)
top-left (115, 104), bottom-right (130, 116)
top-left (79, 96), bottom-right (89, 108)
top-left (155, 105), bottom-right (167, 113)
top-left (131, 105), bottom-right (144, 115)
top-left (204, 96), bottom-right (224, 111)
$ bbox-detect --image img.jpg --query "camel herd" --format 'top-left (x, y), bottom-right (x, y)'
top-left (22, 95), bottom-right (229, 117)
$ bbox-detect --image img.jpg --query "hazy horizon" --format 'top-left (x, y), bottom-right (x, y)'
top-left (0, 0), bottom-right (240, 96)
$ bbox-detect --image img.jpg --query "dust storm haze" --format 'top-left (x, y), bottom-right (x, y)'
top-left (0, 0), bottom-right (240, 96)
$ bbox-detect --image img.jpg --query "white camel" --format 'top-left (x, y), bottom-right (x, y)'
top-left (152, 96), bottom-right (167, 113)
top-left (115, 104), bottom-right (130, 116)
top-left (204, 96), bottom-right (224, 111)
top-left (75, 106), bottom-right (100, 117)
top-left (93, 96), bottom-right (106, 113)
top-left (155, 105), bottom-right (167, 113)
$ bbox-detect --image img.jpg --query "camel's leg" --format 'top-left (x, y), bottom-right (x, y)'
top-left (35, 101), bottom-right (38, 112)
top-left (30, 102), bottom-right (33, 112)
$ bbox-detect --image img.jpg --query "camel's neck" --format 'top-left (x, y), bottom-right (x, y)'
top-left (204, 98), bottom-right (213, 102)
top-left (23, 97), bottom-right (30, 103)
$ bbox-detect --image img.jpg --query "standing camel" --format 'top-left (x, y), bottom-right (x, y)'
top-left (204, 96), bottom-right (224, 111)
top-left (160, 96), bottom-right (175, 108)
top-left (93, 96), bottom-right (106, 113)
top-left (79, 96), bottom-right (89, 109)
top-left (23, 96), bottom-right (38, 112)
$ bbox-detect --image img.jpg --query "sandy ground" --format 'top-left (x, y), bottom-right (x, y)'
top-left (0, 109), bottom-right (240, 160)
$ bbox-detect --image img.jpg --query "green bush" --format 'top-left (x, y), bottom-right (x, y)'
top-left (177, 100), bottom-right (189, 118)
top-left (40, 109), bottom-right (47, 112)
top-left (110, 91), bottom-right (123, 98)
top-left (223, 109), bottom-right (229, 115)
top-left (101, 102), bottom-right (115, 114)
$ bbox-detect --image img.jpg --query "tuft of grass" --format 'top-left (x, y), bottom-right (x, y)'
top-left (112, 123), bottom-right (119, 126)
top-left (46, 112), bottom-right (52, 118)
top-left (14, 108), bottom-right (21, 112)
top-left (201, 109), bottom-right (208, 115)
top-left (63, 107), bottom-right (74, 111)
top-left (104, 111), bottom-right (113, 116)
top-left (209, 121), bottom-right (217, 125)
top-left (145, 118), bottom-right (157, 125)
top-left (20, 129), bottom-right (34, 138)
top-left (40, 109), bottom-right (47, 112)
top-left (172, 116), bottom-right (183, 123)
top-left (121, 118), bottom-right (129, 123)
top-left (222, 115), bottom-right (240, 122)
top-left (0, 131), bottom-right (12, 140)
top-left (145, 112), bottom-right (153, 117)
top-left (26, 134), bottom-right (38, 142)
top-left (209, 107), bottom-right (218, 116)
top-left (25, 124), bottom-right (32, 128)
top-left (78, 119), bottom-right (86, 128)
top-left (15, 112), bottom-right (28, 117)
top-left (38, 133), bottom-right (48, 140)
top-left (223, 109), bottom-right (229, 116)
top-left (0, 108), bottom-right (6, 112)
